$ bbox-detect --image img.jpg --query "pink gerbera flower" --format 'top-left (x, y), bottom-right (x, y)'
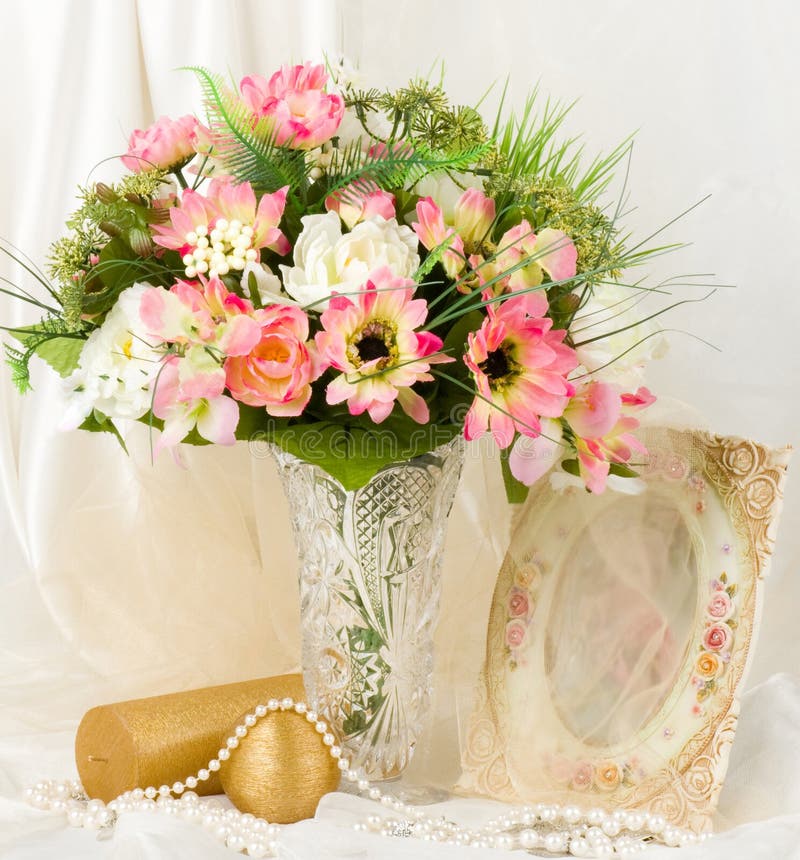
top-left (464, 295), bottom-right (578, 448)
top-left (152, 179), bottom-right (290, 279)
top-left (315, 266), bottom-right (450, 424)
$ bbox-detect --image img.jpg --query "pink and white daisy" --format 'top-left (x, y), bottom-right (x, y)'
top-left (315, 266), bottom-right (450, 424)
top-left (151, 180), bottom-right (290, 279)
top-left (464, 294), bottom-right (578, 449)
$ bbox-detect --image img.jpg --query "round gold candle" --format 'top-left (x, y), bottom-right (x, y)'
top-left (75, 674), bottom-right (305, 803)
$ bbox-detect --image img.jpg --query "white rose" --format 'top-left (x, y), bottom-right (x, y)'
top-left (572, 284), bottom-right (668, 388)
top-left (280, 211), bottom-right (419, 309)
top-left (411, 171), bottom-right (485, 222)
top-left (62, 283), bottom-right (163, 429)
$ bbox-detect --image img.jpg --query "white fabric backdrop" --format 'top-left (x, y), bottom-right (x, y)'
top-left (0, 1), bottom-right (798, 857)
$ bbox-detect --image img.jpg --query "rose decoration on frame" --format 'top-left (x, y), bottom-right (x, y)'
top-left (1, 60), bottom-right (711, 779)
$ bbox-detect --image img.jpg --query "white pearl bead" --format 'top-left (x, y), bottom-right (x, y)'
top-left (255, 705), bottom-right (267, 717)
top-left (235, 725), bottom-right (248, 738)
top-left (562, 804), bottom-right (581, 824)
top-left (519, 829), bottom-right (540, 849)
top-left (227, 736), bottom-right (240, 749)
top-left (357, 779), bottom-right (369, 791)
top-left (330, 746), bottom-right (342, 758)
top-left (208, 760), bottom-right (220, 772)
top-left (345, 770), bottom-right (359, 782)
top-left (185, 776), bottom-right (198, 789)
top-left (544, 831), bottom-right (567, 852)
top-left (294, 702), bottom-right (307, 714)
top-left (247, 841), bottom-right (268, 858)
top-left (368, 788), bottom-right (381, 800)
top-left (198, 769), bottom-right (210, 781)
top-left (268, 699), bottom-right (280, 711)
top-left (587, 807), bottom-right (606, 826)
top-left (322, 733), bottom-right (335, 746)
top-left (569, 837), bottom-right (589, 857)
top-left (244, 714), bottom-right (257, 727)
top-left (647, 813), bottom-right (666, 834)
top-left (280, 698), bottom-right (293, 710)
top-left (66, 807), bottom-right (83, 827)
top-left (218, 749), bottom-right (230, 761)
top-left (337, 759), bottom-right (350, 771)
top-left (226, 833), bottom-right (246, 851)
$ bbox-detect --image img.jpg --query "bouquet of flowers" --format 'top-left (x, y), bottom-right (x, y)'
top-left (3, 60), bottom-right (689, 496)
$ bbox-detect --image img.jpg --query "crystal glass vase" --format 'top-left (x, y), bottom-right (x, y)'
top-left (272, 436), bottom-right (465, 779)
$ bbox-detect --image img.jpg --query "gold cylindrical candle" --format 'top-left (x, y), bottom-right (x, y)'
top-left (75, 674), bottom-right (305, 802)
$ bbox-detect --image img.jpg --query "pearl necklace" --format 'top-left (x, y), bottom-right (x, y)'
top-left (23, 696), bottom-right (709, 857)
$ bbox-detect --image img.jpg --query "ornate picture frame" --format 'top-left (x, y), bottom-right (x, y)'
top-left (458, 428), bottom-right (791, 832)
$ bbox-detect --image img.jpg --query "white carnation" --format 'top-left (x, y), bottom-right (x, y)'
top-left (280, 211), bottom-right (419, 309)
top-left (572, 284), bottom-right (668, 388)
top-left (62, 283), bottom-right (163, 429)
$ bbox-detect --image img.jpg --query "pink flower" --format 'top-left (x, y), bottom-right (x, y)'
top-left (225, 304), bottom-right (320, 417)
top-left (507, 418), bottom-right (565, 486)
top-left (140, 275), bottom-right (262, 357)
top-left (325, 182), bottom-right (396, 230)
top-left (571, 762), bottom-right (594, 791)
top-left (152, 355), bottom-right (239, 452)
top-left (315, 266), bottom-right (451, 424)
top-left (240, 62), bottom-right (344, 150)
top-left (495, 221), bottom-right (578, 295)
top-left (707, 591), bottom-right (733, 622)
top-left (703, 623), bottom-right (733, 652)
top-left (507, 587), bottom-right (530, 618)
top-left (152, 180), bottom-right (290, 279)
top-left (463, 295), bottom-right (578, 449)
top-left (121, 115), bottom-right (199, 173)
top-left (505, 620), bottom-right (527, 649)
top-left (565, 384), bottom-right (656, 494)
top-left (411, 197), bottom-right (466, 279)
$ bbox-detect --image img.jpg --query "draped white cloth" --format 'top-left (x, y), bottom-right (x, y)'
top-left (1, 1), bottom-right (798, 857)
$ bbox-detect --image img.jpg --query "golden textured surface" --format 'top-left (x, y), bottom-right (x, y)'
top-left (76, 674), bottom-right (305, 803)
top-left (220, 706), bottom-right (341, 823)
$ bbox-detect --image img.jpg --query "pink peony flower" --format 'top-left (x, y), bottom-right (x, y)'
top-left (152, 355), bottom-right (239, 452)
top-left (707, 591), bottom-right (733, 621)
top-left (703, 623), bottom-right (733, 652)
top-left (240, 62), bottom-right (344, 150)
top-left (565, 384), bottom-right (656, 494)
top-left (412, 196), bottom-right (465, 279)
top-left (505, 619), bottom-right (527, 649)
top-left (122, 115), bottom-right (199, 173)
top-left (225, 304), bottom-right (320, 417)
top-left (325, 182), bottom-right (396, 230)
top-left (507, 587), bottom-right (530, 618)
top-left (152, 180), bottom-right (290, 279)
top-left (463, 294), bottom-right (578, 449)
top-left (315, 266), bottom-right (451, 424)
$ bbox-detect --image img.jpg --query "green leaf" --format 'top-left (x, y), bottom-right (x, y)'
top-left (79, 409), bottom-right (128, 453)
top-left (608, 462), bottom-right (640, 479)
top-left (10, 325), bottom-right (85, 378)
top-left (500, 447), bottom-right (530, 504)
top-left (81, 238), bottom-right (142, 316)
top-left (271, 419), bottom-right (462, 491)
top-left (561, 458), bottom-right (581, 477)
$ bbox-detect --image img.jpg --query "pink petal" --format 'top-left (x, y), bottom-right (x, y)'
top-left (196, 395), bottom-right (239, 445)
top-left (396, 387), bottom-right (429, 424)
top-left (567, 382), bottom-right (621, 439)
top-left (508, 420), bottom-right (563, 486)
top-left (533, 228), bottom-right (578, 282)
top-left (218, 315), bottom-right (262, 356)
